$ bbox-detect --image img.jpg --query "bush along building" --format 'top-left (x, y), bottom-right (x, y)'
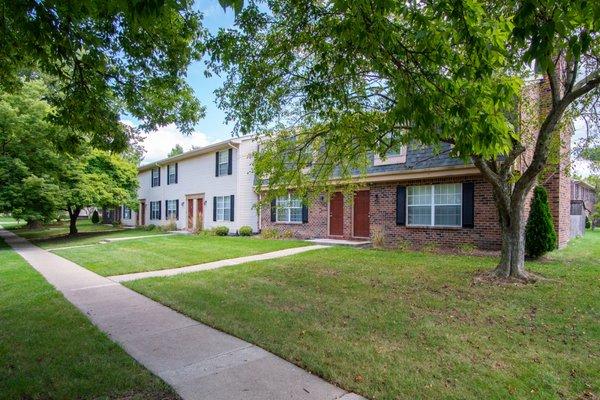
top-left (259, 76), bottom-right (574, 250)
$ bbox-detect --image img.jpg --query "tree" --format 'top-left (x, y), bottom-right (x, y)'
top-left (0, 0), bottom-right (205, 151)
top-left (525, 187), bottom-right (557, 258)
top-left (211, 0), bottom-right (600, 280)
top-left (91, 210), bottom-right (100, 224)
top-left (0, 79), bottom-right (139, 234)
top-left (168, 144), bottom-right (185, 158)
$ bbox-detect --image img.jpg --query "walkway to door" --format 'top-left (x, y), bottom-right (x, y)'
top-left (0, 227), bottom-right (365, 400)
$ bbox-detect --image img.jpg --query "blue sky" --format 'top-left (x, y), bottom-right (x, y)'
top-left (139, 1), bottom-right (235, 163)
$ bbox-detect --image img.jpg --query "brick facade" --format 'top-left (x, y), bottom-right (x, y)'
top-left (261, 175), bottom-right (503, 250)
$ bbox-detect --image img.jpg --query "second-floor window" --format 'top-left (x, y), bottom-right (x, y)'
top-left (167, 164), bottom-right (178, 184)
top-left (151, 168), bottom-right (160, 187)
top-left (218, 150), bottom-right (229, 176)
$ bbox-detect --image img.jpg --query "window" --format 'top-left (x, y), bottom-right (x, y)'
top-left (151, 168), bottom-right (160, 187)
top-left (150, 201), bottom-right (161, 220)
top-left (215, 196), bottom-right (231, 221)
top-left (276, 194), bottom-right (303, 223)
top-left (373, 134), bottom-right (407, 166)
top-left (218, 150), bottom-right (229, 176)
top-left (167, 164), bottom-right (177, 184)
top-left (407, 183), bottom-right (462, 227)
top-left (123, 206), bottom-right (131, 220)
top-left (166, 200), bottom-right (178, 220)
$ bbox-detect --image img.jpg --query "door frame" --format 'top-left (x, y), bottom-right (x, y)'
top-left (185, 193), bottom-right (204, 231)
top-left (351, 189), bottom-right (371, 239)
top-left (328, 191), bottom-right (344, 237)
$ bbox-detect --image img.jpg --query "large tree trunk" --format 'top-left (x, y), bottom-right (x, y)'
top-left (67, 206), bottom-right (81, 236)
top-left (495, 210), bottom-right (528, 279)
top-left (26, 219), bottom-right (42, 229)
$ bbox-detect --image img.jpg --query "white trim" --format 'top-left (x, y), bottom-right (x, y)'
top-left (373, 145), bottom-right (408, 166)
top-left (406, 183), bottom-right (462, 227)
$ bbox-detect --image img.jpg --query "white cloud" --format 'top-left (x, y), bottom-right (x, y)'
top-left (139, 124), bottom-right (211, 163)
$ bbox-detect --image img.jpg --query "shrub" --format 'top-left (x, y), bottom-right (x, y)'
top-left (260, 228), bottom-right (280, 239)
top-left (145, 224), bottom-right (156, 231)
top-left (281, 229), bottom-right (294, 239)
top-left (91, 210), bottom-right (100, 224)
top-left (239, 226), bottom-right (253, 236)
top-left (585, 216), bottom-right (591, 229)
top-left (162, 218), bottom-right (177, 232)
top-left (371, 226), bottom-right (386, 249)
top-left (396, 239), bottom-right (411, 252)
top-left (112, 221), bottom-right (122, 228)
top-left (525, 186), bottom-right (557, 259)
top-left (213, 226), bottom-right (229, 236)
top-left (421, 243), bottom-right (438, 253)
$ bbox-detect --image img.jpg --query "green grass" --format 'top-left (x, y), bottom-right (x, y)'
top-left (37, 227), bottom-right (167, 249)
top-left (0, 239), bottom-right (178, 399)
top-left (8, 219), bottom-right (118, 240)
top-left (126, 231), bottom-right (600, 400)
top-left (0, 215), bottom-right (25, 228)
top-left (54, 235), bottom-right (309, 276)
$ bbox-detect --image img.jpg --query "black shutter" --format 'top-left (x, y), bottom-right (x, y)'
top-left (271, 199), bottom-right (276, 222)
top-left (462, 182), bottom-right (475, 228)
top-left (176, 200), bottom-right (179, 220)
top-left (166, 165), bottom-right (170, 185)
top-left (302, 204), bottom-right (308, 223)
top-left (158, 201), bottom-right (162, 220)
top-left (230, 195), bottom-right (235, 221)
top-left (227, 148), bottom-right (233, 175)
top-left (396, 186), bottom-right (406, 226)
top-left (213, 197), bottom-right (217, 221)
top-left (215, 152), bottom-right (220, 176)
top-left (158, 167), bottom-right (161, 186)
top-left (165, 200), bottom-right (168, 220)
top-left (175, 163), bottom-right (178, 183)
top-left (151, 170), bottom-right (154, 187)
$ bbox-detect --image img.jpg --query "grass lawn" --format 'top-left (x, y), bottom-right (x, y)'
top-left (126, 231), bottom-right (600, 400)
top-left (8, 219), bottom-right (119, 240)
top-left (0, 215), bottom-right (25, 228)
top-left (54, 235), bottom-right (309, 276)
top-left (37, 227), bottom-right (168, 250)
top-left (0, 239), bottom-right (178, 399)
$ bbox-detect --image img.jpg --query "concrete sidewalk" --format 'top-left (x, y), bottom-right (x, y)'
top-left (109, 244), bottom-right (328, 282)
top-left (0, 228), bottom-right (365, 400)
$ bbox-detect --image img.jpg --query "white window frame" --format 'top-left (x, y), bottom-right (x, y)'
top-left (407, 183), bottom-right (462, 227)
top-left (218, 150), bottom-right (229, 176)
top-left (276, 194), bottom-right (303, 223)
top-left (373, 133), bottom-right (407, 166)
top-left (123, 206), bottom-right (131, 220)
top-left (215, 196), bottom-right (231, 221)
top-left (151, 168), bottom-right (160, 187)
top-left (150, 201), bottom-right (160, 220)
top-left (166, 200), bottom-right (178, 220)
top-left (167, 164), bottom-right (177, 184)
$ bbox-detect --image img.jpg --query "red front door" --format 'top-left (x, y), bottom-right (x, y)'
top-left (329, 192), bottom-right (344, 236)
top-left (196, 199), bottom-right (204, 230)
top-left (187, 199), bottom-right (194, 229)
top-left (140, 203), bottom-right (145, 226)
top-left (353, 190), bottom-right (370, 238)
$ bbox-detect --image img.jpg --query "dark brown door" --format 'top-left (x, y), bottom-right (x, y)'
top-left (140, 203), bottom-right (146, 226)
top-left (329, 192), bottom-right (344, 236)
top-left (196, 199), bottom-right (204, 230)
top-left (187, 199), bottom-right (194, 229)
top-left (353, 190), bottom-right (370, 238)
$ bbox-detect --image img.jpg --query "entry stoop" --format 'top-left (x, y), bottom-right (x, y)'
top-left (307, 238), bottom-right (371, 247)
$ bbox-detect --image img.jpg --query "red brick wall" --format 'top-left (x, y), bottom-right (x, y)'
top-left (261, 175), bottom-right (503, 250)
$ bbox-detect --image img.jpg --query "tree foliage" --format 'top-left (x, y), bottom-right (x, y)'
top-left (525, 186), bottom-right (557, 258)
top-left (213, 0), bottom-right (600, 279)
top-left (0, 0), bottom-right (206, 151)
top-left (168, 144), bottom-right (185, 158)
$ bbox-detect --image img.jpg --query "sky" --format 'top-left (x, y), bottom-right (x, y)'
top-left (137, 1), bottom-right (594, 177)
top-left (138, 1), bottom-right (235, 163)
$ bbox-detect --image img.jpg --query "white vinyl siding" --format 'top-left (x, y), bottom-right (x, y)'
top-left (215, 196), bottom-right (231, 221)
top-left (276, 194), bottom-right (302, 223)
top-left (407, 183), bottom-right (462, 227)
top-left (218, 150), bottom-right (229, 176)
